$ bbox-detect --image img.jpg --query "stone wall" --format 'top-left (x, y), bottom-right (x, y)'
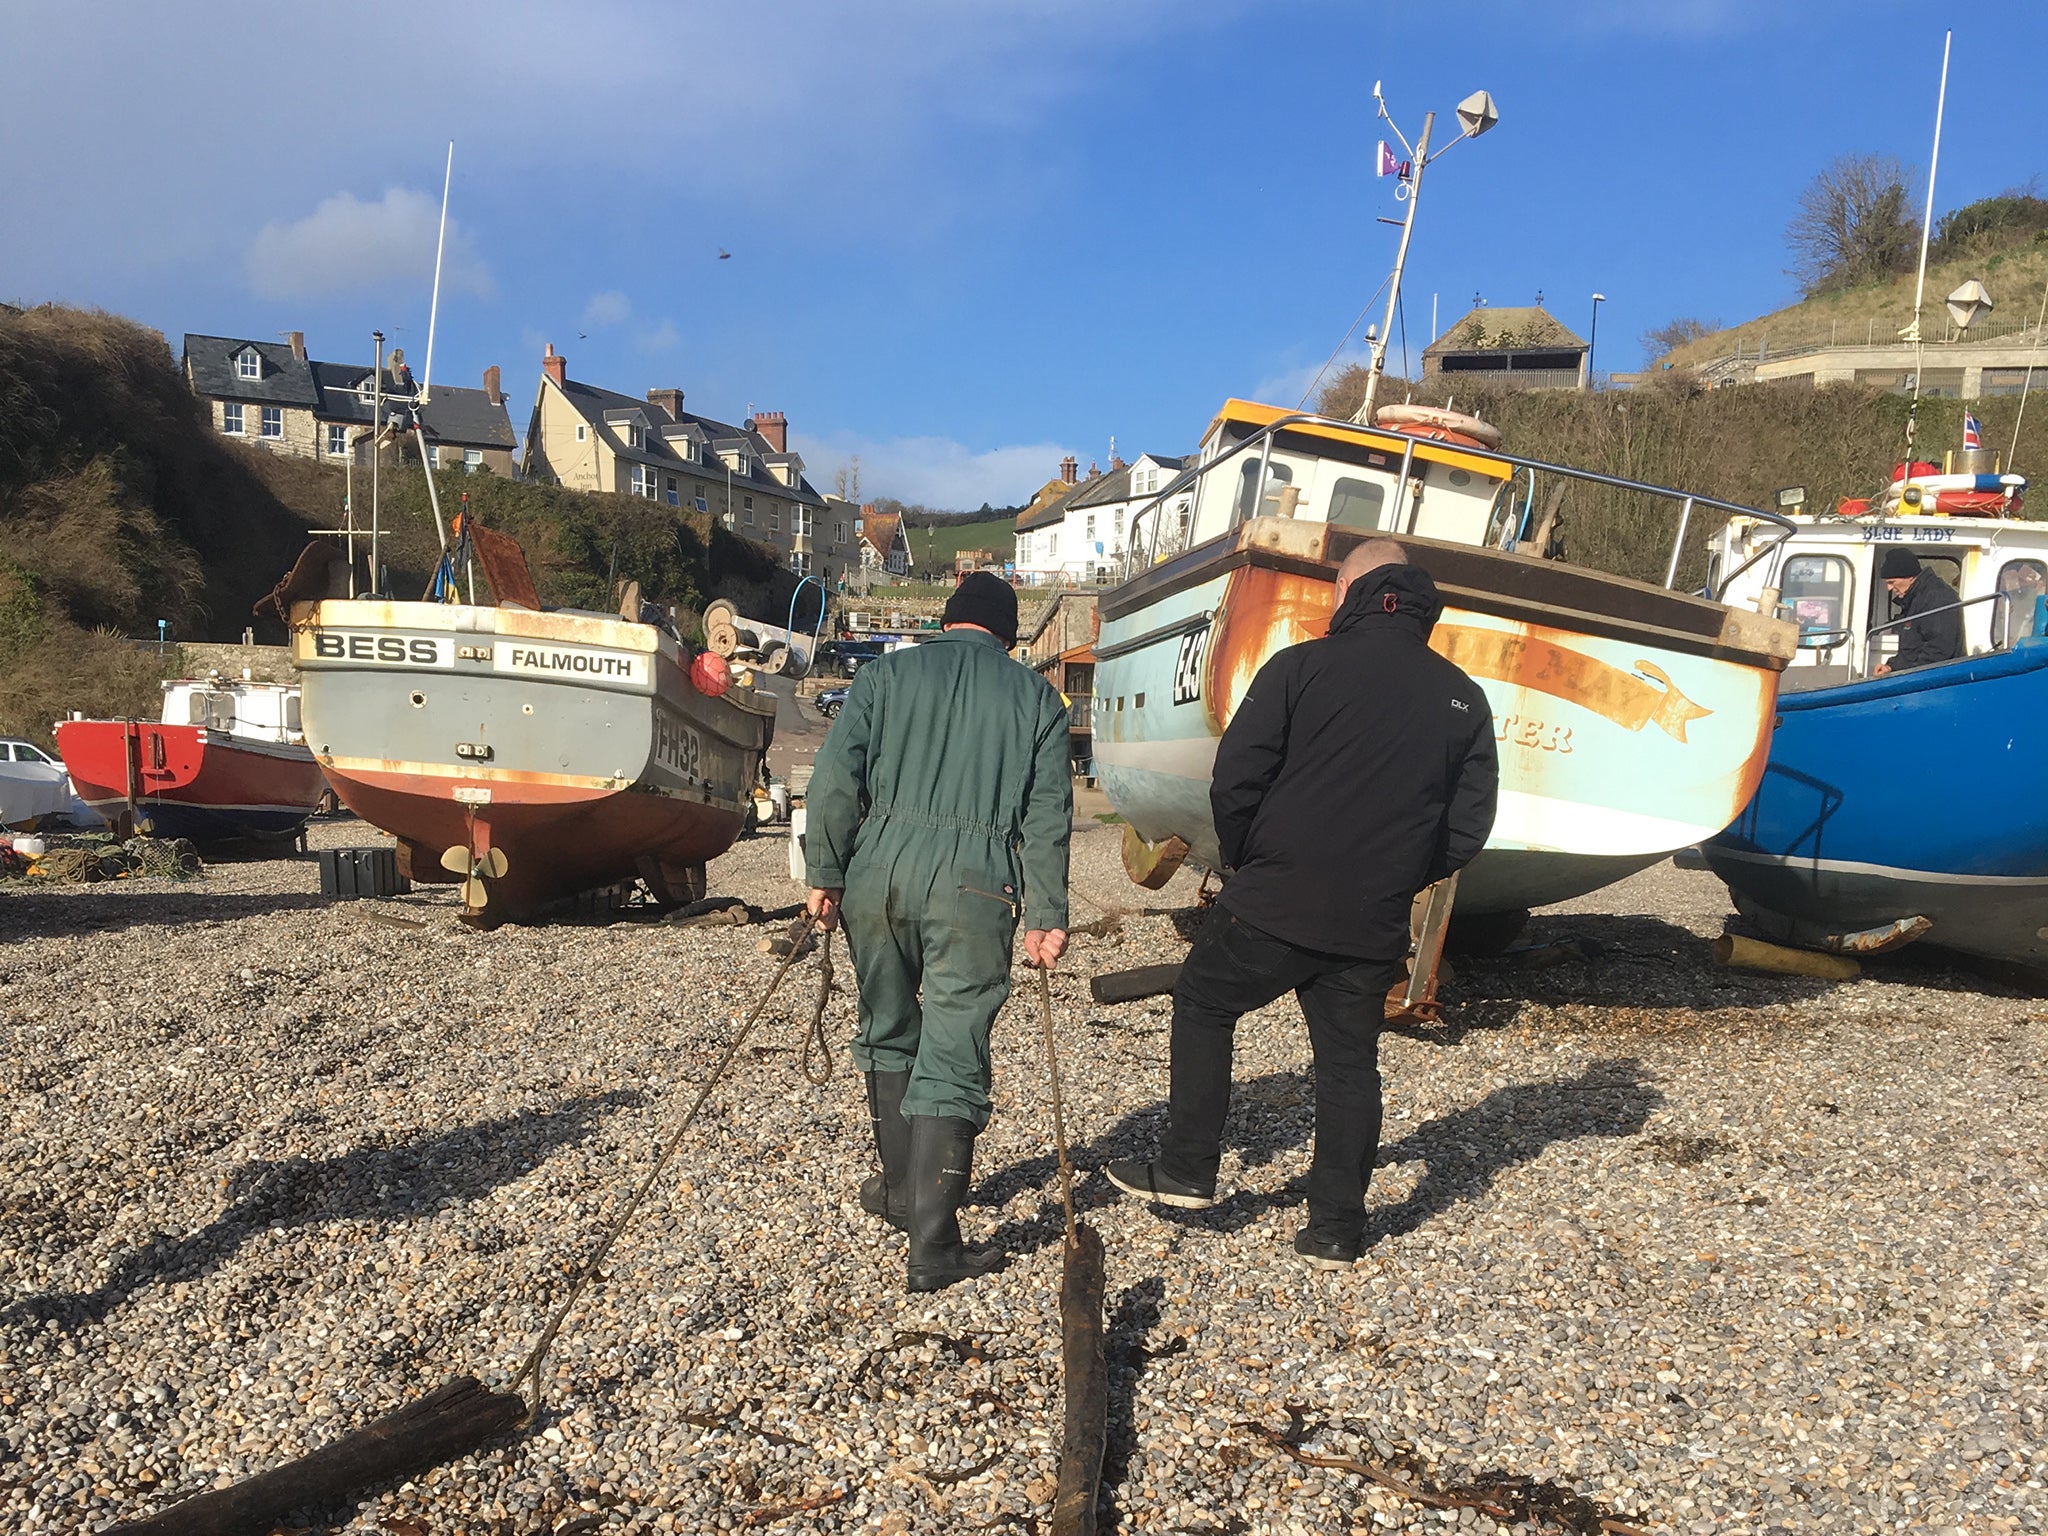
top-left (178, 642), bottom-right (296, 683)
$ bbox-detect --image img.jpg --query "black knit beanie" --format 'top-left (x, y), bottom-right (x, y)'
top-left (1879, 548), bottom-right (1921, 580)
top-left (941, 571), bottom-right (1019, 645)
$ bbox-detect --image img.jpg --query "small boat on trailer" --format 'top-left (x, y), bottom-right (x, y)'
top-left (1096, 399), bottom-right (1802, 941)
top-left (267, 534), bottom-right (776, 921)
top-left (1702, 442), bottom-right (2048, 972)
top-left (55, 676), bottom-right (326, 844)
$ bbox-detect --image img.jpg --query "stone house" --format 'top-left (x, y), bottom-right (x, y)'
top-left (518, 346), bottom-right (849, 580)
top-left (1421, 305), bottom-right (1589, 391)
top-left (182, 331), bottom-right (515, 472)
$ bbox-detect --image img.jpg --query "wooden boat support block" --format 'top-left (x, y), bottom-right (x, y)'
top-left (1712, 933), bottom-right (1860, 981)
top-left (1052, 1222), bottom-right (1108, 1536)
top-left (317, 847), bottom-right (411, 899)
top-left (1089, 963), bottom-right (1182, 1005)
top-left (107, 1377), bottom-right (528, 1536)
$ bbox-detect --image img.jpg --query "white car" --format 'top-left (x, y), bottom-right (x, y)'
top-left (0, 738), bottom-right (100, 829)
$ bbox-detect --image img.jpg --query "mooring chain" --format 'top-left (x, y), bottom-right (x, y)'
top-left (1034, 964), bottom-right (1078, 1247)
top-left (510, 911), bottom-right (827, 1419)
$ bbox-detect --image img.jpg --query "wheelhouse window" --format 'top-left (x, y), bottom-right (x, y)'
top-left (221, 402), bottom-right (244, 434)
top-left (260, 406), bottom-right (282, 439)
top-left (1994, 557), bottom-right (2047, 646)
top-left (1780, 554), bottom-right (1854, 644)
top-left (1328, 476), bottom-right (1387, 531)
top-left (1235, 457), bottom-right (1294, 521)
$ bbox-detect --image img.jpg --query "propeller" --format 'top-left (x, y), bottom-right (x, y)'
top-left (441, 843), bottom-right (509, 907)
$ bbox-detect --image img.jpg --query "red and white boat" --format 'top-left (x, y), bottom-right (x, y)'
top-left (55, 676), bottom-right (327, 844)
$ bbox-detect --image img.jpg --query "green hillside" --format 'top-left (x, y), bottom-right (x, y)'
top-left (904, 514), bottom-right (1015, 577)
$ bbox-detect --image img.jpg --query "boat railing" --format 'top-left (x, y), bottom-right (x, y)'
top-left (1792, 590), bottom-right (2019, 677)
top-left (1118, 410), bottom-right (1799, 609)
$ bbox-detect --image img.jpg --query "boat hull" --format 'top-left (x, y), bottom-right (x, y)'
top-left (291, 598), bottom-right (775, 917)
top-left (1704, 640), bottom-right (2048, 969)
top-left (1096, 518), bottom-right (1789, 915)
top-left (55, 721), bottom-right (326, 844)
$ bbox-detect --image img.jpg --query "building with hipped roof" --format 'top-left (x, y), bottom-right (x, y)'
top-left (182, 331), bottom-right (515, 472)
top-left (1012, 451), bottom-right (1190, 586)
top-left (519, 346), bottom-right (854, 584)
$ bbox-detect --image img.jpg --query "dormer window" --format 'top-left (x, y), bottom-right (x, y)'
top-left (357, 375), bottom-right (377, 403)
top-left (235, 348), bottom-right (262, 381)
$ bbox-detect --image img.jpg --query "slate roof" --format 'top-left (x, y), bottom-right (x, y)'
top-left (307, 361), bottom-right (514, 450)
top-left (183, 334), bottom-right (321, 406)
top-left (545, 376), bottom-right (825, 505)
top-left (1425, 306), bottom-right (1587, 356)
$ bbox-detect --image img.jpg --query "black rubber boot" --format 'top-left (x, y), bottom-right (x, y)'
top-left (905, 1114), bottom-right (1003, 1292)
top-left (859, 1070), bottom-right (912, 1232)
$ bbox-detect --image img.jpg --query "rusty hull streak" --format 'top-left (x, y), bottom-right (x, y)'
top-left (1432, 626), bottom-right (1714, 742)
top-left (1205, 567), bottom-right (1333, 733)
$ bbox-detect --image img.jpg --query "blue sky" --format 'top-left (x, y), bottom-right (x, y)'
top-left (4, 0), bottom-right (2045, 509)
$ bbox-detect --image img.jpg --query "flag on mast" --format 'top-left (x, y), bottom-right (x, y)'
top-left (1963, 412), bottom-right (1983, 450)
top-left (1378, 141), bottom-right (1398, 178)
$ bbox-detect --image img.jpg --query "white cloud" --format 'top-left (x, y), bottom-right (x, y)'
top-left (245, 188), bottom-right (493, 302)
top-left (583, 290), bottom-right (632, 328)
top-left (792, 430), bottom-right (1075, 511)
top-left (635, 320), bottom-right (680, 353)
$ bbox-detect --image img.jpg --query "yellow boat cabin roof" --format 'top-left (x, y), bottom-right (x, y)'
top-left (1204, 398), bottom-right (1512, 483)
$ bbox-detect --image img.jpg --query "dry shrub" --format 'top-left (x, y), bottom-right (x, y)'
top-left (0, 623), bottom-right (177, 746)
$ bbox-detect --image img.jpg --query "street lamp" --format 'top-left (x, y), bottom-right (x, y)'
top-left (1584, 293), bottom-right (1606, 391)
top-left (1352, 85), bottom-right (1501, 424)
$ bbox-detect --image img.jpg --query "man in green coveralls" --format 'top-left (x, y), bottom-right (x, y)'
top-left (804, 572), bottom-right (1072, 1292)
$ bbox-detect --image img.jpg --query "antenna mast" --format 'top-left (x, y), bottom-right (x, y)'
top-left (1903, 30), bottom-right (1951, 444)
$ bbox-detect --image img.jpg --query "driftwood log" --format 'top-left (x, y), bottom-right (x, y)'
top-left (1089, 963), bottom-right (1181, 1005)
top-left (1051, 1222), bottom-right (1108, 1536)
top-left (107, 1376), bottom-right (527, 1536)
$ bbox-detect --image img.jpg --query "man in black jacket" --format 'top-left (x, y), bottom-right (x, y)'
top-left (1107, 540), bottom-right (1498, 1270)
top-left (1874, 548), bottom-right (1963, 674)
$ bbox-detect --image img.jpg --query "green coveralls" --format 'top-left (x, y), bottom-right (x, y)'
top-left (804, 628), bottom-right (1072, 1128)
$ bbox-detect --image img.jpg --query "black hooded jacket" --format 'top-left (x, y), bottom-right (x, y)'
top-left (1210, 563), bottom-right (1499, 961)
top-left (1889, 567), bottom-right (1963, 671)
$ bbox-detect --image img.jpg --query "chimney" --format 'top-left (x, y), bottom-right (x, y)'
top-left (752, 409), bottom-right (788, 454)
top-left (646, 387), bottom-right (685, 423)
top-left (1060, 454), bottom-right (1077, 484)
top-left (286, 331), bottom-right (305, 361)
top-left (483, 365), bottom-right (502, 406)
top-left (542, 343), bottom-right (566, 388)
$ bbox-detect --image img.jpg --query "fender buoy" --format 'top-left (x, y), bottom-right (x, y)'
top-left (1373, 403), bottom-right (1504, 450)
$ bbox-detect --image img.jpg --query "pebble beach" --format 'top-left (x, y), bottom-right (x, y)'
top-left (2, 809), bottom-right (2043, 1535)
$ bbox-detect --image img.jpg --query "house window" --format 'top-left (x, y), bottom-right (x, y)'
top-left (327, 424), bottom-right (349, 456)
top-left (464, 448), bottom-right (483, 473)
top-left (429, 445), bottom-right (443, 468)
top-left (793, 506), bottom-right (813, 538)
top-left (742, 499), bottom-right (754, 525)
top-left (631, 463), bottom-right (658, 499)
top-left (665, 475), bottom-right (680, 506)
top-left (836, 522), bottom-right (848, 543)
top-left (790, 551), bottom-right (809, 575)
top-left (222, 402), bottom-right (244, 434)
top-left (575, 424), bottom-right (588, 442)
top-left (743, 494), bottom-right (754, 512)
top-left (260, 406), bottom-right (282, 439)
top-left (694, 492), bottom-right (710, 513)
top-left (236, 348), bottom-right (260, 381)
top-left (1085, 513), bottom-right (1097, 540)
top-left (1114, 510), bottom-right (1125, 538)
top-left (769, 507), bottom-right (782, 533)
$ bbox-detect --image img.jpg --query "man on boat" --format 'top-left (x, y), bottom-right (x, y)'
top-left (1874, 549), bottom-right (1963, 674)
top-left (805, 571), bottom-right (1072, 1292)
top-left (1105, 539), bottom-right (1497, 1271)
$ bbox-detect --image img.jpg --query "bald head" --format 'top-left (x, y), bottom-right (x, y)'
top-left (1334, 539), bottom-right (1408, 607)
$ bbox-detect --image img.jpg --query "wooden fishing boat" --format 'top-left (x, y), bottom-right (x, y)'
top-left (55, 677), bottom-right (325, 843)
top-left (1096, 400), bottom-right (1801, 936)
top-left (265, 537), bottom-right (775, 919)
top-left (1703, 439), bottom-right (2048, 969)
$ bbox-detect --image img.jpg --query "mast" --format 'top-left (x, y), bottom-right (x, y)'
top-left (1356, 112), bottom-right (1435, 426)
top-left (1902, 30), bottom-right (1952, 453)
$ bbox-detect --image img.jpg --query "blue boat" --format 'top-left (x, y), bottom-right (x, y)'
top-left (1705, 641), bottom-right (2048, 969)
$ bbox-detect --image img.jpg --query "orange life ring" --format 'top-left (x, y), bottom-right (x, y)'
top-left (1373, 404), bottom-right (1503, 450)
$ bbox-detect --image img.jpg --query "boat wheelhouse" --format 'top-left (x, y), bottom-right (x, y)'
top-left (1094, 399), bottom-right (1801, 932)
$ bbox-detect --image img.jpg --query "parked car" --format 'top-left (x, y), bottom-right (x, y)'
top-left (814, 641), bottom-right (885, 678)
top-left (0, 738), bottom-right (100, 829)
top-left (814, 686), bottom-right (850, 719)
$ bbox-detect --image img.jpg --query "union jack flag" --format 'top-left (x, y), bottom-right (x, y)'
top-left (1964, 412), bottom-right (1983, 450)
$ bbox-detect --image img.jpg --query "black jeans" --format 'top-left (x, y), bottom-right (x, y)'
top-left (1158, 909), bottom-right (1400, 1245)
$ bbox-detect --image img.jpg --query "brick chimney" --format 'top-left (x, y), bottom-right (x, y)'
top-left (646, 387), bottom-right (685, 422)
top-left (542, 343), bottom-right (566, 388)
top-left (286, 331), bottom-right (305, 360)
top-left (483, 365), bottom-right (502, 406)
top-left (1060, 454), bottom-right (1078, 484)
top-left (751, 409), bottom-right (788, 453)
